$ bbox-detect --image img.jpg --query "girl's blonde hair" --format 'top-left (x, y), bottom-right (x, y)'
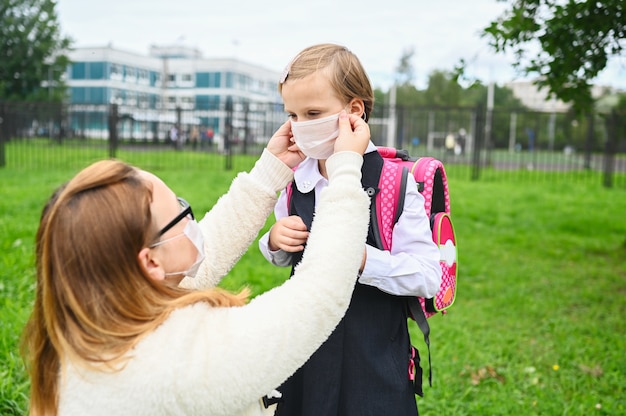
top-left (21, 159), bottom-right (248, 416)
top-left (279, 43), bottom-right (374, 120)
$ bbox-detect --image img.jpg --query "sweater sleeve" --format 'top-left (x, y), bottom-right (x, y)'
top-left (157, 151), bottom-right (370, 414)
top-left (180, 149), bottom-right (294, 290)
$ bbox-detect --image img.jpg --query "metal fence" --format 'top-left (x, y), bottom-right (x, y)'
top-left (1, 101), bottom-right (624, 188)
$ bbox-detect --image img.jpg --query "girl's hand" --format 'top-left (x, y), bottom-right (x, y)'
top-left (268, 215), bottom-right (309, 252)
top-left (266, 120), bottom-right (305, 168)
top-left (333, 110), bottom-right (370, 156)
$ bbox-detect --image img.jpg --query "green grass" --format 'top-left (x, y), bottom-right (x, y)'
top-left (1, 150), bottom-right (625, 415)
top-left (416, 180), bottom-right (626, 415)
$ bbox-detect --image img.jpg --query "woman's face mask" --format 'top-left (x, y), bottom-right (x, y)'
top-left (172, 219), bottom-right (205, 278)
top-left (151, 219), bottom-right (205, 278)
top-left (290, 113), bottom-right (340, 160)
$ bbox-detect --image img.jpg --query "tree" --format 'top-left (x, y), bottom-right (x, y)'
top-left (424, 70), bottom-right (463, 107)
top-left (0, 0), bottom-right (71, 101)
top-left (394, 46), bottom-right (416, 86)
top-left (460, 81), bottom-right (526, 109)
top-left (483, 0), bottom-right (625, 115)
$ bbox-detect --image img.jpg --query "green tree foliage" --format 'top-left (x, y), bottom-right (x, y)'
top-left (483, 0), bottom-right (625, 115)
top-left (379, 64), bottom-right (526, 111)
top-left (0, 0), bottom-right (71, 101)
top-left (394, 46), bottom-right (416, 86)
top-left (375, 47), bottom-right (529, 119)
top-left (461, 81), bottom-right (526, 109)
top-left (424, 70), bottom-right (464, 107)
top-left (617, 93), bottom-right (626, 113)
top-left (395, 83), bottom-right (425, 107)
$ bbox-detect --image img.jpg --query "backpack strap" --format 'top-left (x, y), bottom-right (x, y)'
top-left (411, 157), bottom-right (451, 218)
top-left (375, 152), bottom-right (433, 389)
top-left (373, 159), bottom-right (408, 251)
top-left (284, 165), bottom-right (299, 212)
top-left (376, 148), bottom-right (437, 389)
top-left (408, 299), bottom-right (432, 387)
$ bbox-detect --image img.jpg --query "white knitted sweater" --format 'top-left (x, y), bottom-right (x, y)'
top-left (58, 150), bottom-right (370, 416)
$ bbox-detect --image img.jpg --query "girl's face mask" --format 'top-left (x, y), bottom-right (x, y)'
top-left (290, 113), bottom-right (340, 160)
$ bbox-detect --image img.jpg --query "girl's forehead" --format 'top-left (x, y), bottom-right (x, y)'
top-left (284, 72), bottom-right (332, 92)
top-left (282, 72), bottom-right (342, 109)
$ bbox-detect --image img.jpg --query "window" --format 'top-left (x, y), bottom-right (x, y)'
top-left (126, 91), bottom-right (137, 106)
top-left (196, 73), bottom-right (209, 88)
top-left (180, 96), bottom-right (194, 109)
top-left (196, 72), bottom-right (222, 88)
top-left (87, 62), bottom-right (105, 79)
top-left (150, 94), bottom-right (160, 109)
top-left (239, 74), bottom-right (252, 90)
top-left (71, 63), bottom-right (86, 79)
top-left (195, 95), bottom-right (220, 110)
top-left (151, 71), bottom-right (162, 87)
top-left (213, 72), bottom-right (221, 88)
top-left (110, 64), bottom-right (122, 80)
top-left (138, 69), bottom-right (150, 85)
top-left (110, 89), bottom-right (123, 105)
top-left (125, 67), bottom-right (137, 83)
top-left (138, 93), bottom-right (148, 108)
top-left (73, 87), bottom-right (107, 104)
top-left (72, 87), bottom-right (86, 103)
top-left (89, 87), bottom-right (106, 104)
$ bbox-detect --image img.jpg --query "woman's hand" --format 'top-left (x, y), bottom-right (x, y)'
top-left (266, 120), bottom-right (305, 168)
top-left (333, 110), bottom-right (370, 156)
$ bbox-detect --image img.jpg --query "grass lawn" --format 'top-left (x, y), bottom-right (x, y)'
top-left (1, 150), bottom-right (625, 415)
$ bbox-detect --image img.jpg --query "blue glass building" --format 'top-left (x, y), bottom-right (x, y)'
top-left (66, 45), bottom-right (283, 145)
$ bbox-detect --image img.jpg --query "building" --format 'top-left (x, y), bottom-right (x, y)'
top-left (505, 79), bottom-right (618, 113)
top-left (66, 45), bottom-right (283, 145)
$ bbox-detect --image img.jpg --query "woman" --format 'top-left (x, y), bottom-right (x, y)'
top-left (21, 111), bottom-right (370, 416)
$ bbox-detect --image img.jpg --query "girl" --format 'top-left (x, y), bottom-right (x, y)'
top-left (21, 112), bottom-right (371, 416)
top-left (259, 43), bottom-right (442, 416)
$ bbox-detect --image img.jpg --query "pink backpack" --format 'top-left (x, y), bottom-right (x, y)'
top-left (375, 146), bottom-right (458, 319)
top-left (285, 148), bottom-right (458, 321)
top-left (375, 146), bottom-right (457, 390)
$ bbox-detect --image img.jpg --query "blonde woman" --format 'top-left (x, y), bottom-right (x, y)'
top-left (22, 112), bottom-right (371, 416)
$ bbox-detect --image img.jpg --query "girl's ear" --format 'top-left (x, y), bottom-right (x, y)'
top-left (347, 98), bottom-right (365, 119)
top-left (137, 247), bottom-right (165, 282)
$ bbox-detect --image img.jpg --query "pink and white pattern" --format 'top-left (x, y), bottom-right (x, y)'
top-left (376, 148), bottom-right (457, 320)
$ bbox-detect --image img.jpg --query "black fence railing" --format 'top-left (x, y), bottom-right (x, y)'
top-left (1, 101), bottom-right (624, 188)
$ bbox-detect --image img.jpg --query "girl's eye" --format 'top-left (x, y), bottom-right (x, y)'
top-left (286, 113), bottom-right (296, 120)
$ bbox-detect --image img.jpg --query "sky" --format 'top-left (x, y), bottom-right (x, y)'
top-left (55, 0), bottom-right (626, 91)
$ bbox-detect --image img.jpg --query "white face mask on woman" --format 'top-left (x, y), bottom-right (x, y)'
top-left (290, 112), bottom-right (340, 160)
top-left (151, 219), bottom-right (206, 278)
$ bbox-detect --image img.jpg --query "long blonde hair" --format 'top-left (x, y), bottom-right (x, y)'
top-left (279, 43), bottom-right (374, 120)
top-left (21, 160), bottom-right (248, 416)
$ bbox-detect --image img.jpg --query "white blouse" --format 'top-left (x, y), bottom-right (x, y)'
top-left (259, 142), bottom-right (442, 298)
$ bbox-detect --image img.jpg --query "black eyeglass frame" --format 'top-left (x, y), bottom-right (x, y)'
top-left (156, 197), bottom-right (194, 237)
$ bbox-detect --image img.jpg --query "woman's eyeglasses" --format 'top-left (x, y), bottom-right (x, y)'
top-left (156, 197), bottom-right (194, 237)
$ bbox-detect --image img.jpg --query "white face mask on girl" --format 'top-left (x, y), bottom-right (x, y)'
top-left (151, 219), bottom-right (206, 278)
top-left (291, 112), bottom-right (340, 160)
